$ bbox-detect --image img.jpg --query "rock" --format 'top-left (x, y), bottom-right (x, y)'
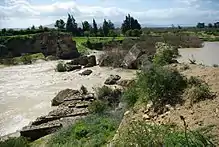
top-left (80, 69), bottom-right (92, 76)
top-left (124, 111), bottom-right (130, 116)
top-left (142, 114), bottom-right (150, 120)
top-left (0, 44), bottom-right (8, 57)
top-left (122, 44), bottom-right (143, 69)
top-left (104, 75), bottom-right (121, 85)
top-left (165, 104), bottom-right (174, 111)
top-left (67, 55), bottom-right (96, 67)
top-left (116, 79), bottom-right (135, 87)
top-left (20, 122), bottom-right (62, 141)
top-left (51, 89), bottom-right (80, 106)
top-left (65, 64), bottom-right (81, 72)
top-left (99, 55), bottom-right (111, 67)
top-left (80, 85), bottom-right (88, 95)
top-left (86, 55), bottom-right (96, 67)
top-left (46, 55), bottom-right (57, 61)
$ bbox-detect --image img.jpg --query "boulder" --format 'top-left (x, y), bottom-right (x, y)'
top-left (46, 55), bottom-right (57, 61)
top-left (0, 44), bottom-right (8, 57)
top-left (51, 89), bottom-right (80, 106)
top-left (79, 69), bottom-right (93, 76)
top-left (99, 55), bottom-right (111, 67)
top-left (86, 55), bottom-right (97, 67)
top-left (104, 75), bottom-right (121, 85)
top-left (122, 44), bottom-right (143, 69)
top-left (67, 55), bottom-right (97, 67)
top-left (65, 64), bottom-right (82, 72)
top-left (20, 122), bottom-right (62, 141)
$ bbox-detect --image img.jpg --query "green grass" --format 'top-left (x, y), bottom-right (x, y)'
top-left (72, 37), bottom-right (125, 54)
top-left (0, 137), bottom-right (30, 147)
top-left (48, 113), bottom-right (122, 147)
top-left (13, 53), bottom-right (45, 65)
top-left (115, 121), bottom-right (216, 147)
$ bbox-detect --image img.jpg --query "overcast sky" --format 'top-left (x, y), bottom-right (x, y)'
top-left (0, 0), bottom-right (219, 28)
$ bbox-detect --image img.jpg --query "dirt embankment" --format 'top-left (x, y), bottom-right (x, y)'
top-left (0, 32), bottom-right (79, 59)
top-left (115, 64), bottom-right (219, 144)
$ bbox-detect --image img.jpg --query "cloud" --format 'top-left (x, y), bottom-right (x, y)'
top-left (0, 0), bottom-right (218, 28)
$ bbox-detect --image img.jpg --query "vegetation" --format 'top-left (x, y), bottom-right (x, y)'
top-left (56, 61), bottom-right (66, 72)
top-left (116, 120), bottom-right (215, 146)
top-left (0, 137), bottom-right (29, 147)
top-left (48, 114), bottom-right (121, 147)
top-left (153, 42), bottom-right (180, 66)
top-left (186, 76), bottom-right (214, 104)
top-left (0, 53), bottom-right (45, 65)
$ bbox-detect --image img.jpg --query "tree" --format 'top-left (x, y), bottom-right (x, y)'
top-left (66, 14), bottom-right (78, 35)
top-left (1, 28), bottom-right (6, 35)
top-left (108, 20), bottom-right (115, 30)
top-left (31, 25), bottom-right (35, 30)
top-left (39, 25), bottom-right (43, 30)
top-left (214, 22), bottom-right (219, 28)
top-left (97, 27), bottom-right (104, 37)
top-left (208, 23), bottom-right (213, 28)
top-left (103, 19), bottom-right (110, 36)
top-left (121, 14), bottom-right (141, 34)
top-left (196, 22), bottom-right (205, 28)
top-left (55, 19), bottom-right (65, 30)
top-left (82, 21), bottom-right (91, 32)
top-left (92, 19), bottom-right (98, 36)
top-left (66, 14), bottom-right (74, 32)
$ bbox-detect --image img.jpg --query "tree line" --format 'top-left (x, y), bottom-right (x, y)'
top-left (54, 14), bottom-right (142, 37)
top-left (0, 14), bottom-right (142, 37)
top-left (197, 22), bottom-right (219, 28)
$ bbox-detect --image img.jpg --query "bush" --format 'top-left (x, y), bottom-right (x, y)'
top-left (20, 54), bottom-right (32, 65)
top-left (122, 86), bottom-right (139, 107)
top-left (56, 61), bottom-right (66, 72)
top-left (153, 42), bottom-right (180, 66)
top-left (186, 76), bottom-right (214, 104)
top-left (0, 137), bottom-right (29, 147)
top-left (94, 86), bottom-right (122, 108)
top-left (116, 120), bottom-right (215, 146)
top-left (95, 85), bottom-right (113, 99)
top-left (49, 114), bottom-right (120, 147)
top-left (88, 100), bottom-right (108, 114)
top-left (137, 66), bottom-right (186, 110)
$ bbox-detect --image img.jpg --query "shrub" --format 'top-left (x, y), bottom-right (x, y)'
top-left (213, 64), bottom-right (219, 67)
top-left (122, 86), bottom-right (139, 107)
top-left (0, 137), bottom-right (30, 147)
top-left (88, 100), bottom-right (108, 114)
top-left (49, 114), bottom-right (120, 147)
top-left (136, 66), bottom-right (187, 110)
top-left (116, 120), bottom-right (215, 146)
top-left (153, 42), bottom-right (180, 66)
top-left (95, 85), bottom-right (113, 99)
top-left (94, 86), bottom-right (122, 108)
top-left (56, 61), bottom-right (66, 72)
top-left (186, 76), bottom-right (214, 104)
top-left (20, 54), bottom-right (32, 64)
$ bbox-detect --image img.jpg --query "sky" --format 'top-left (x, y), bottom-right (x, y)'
top-left (0, 0), bottom-right (219, 28)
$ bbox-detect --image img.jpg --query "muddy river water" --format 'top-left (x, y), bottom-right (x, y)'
top-left (178, 42), bottom-right (219, 66)
top-left (0, 61), bottom-right (136, 137)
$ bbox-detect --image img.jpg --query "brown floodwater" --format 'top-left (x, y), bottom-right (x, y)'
top-left (178, 42), bottom-right (219, 66)
top-left (0, 60), bottom-right (136, 137)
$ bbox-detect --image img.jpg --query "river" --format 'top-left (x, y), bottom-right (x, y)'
top-left (0, 61), bottom-right (136, 137)
top-left (178, 42), bottom-right (219, 66)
